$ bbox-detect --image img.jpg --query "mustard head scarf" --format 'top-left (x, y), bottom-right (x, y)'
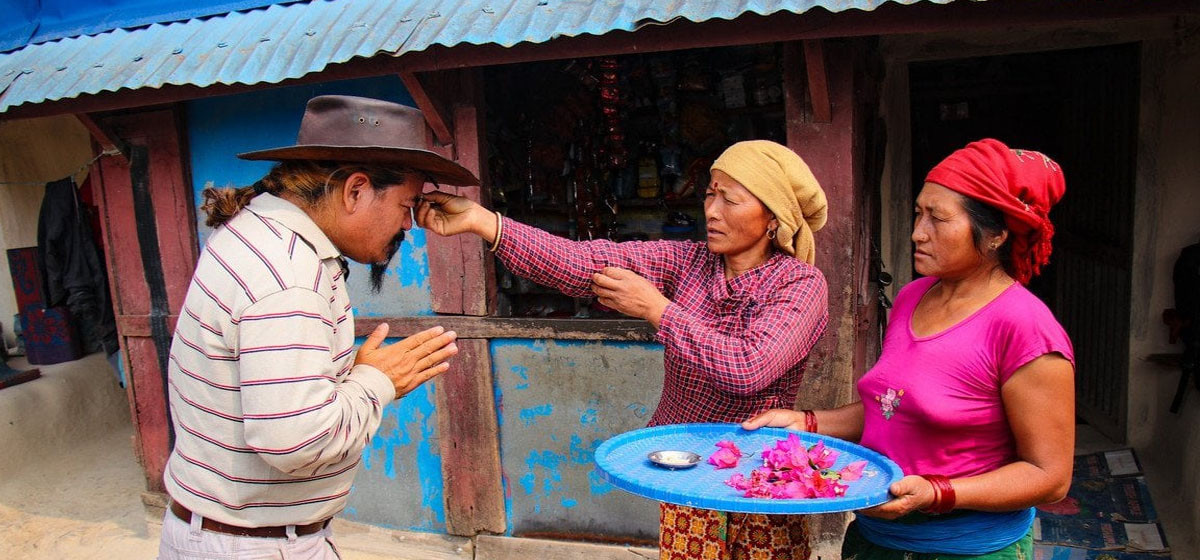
top-left (710, 140), bottom-right (827, 264)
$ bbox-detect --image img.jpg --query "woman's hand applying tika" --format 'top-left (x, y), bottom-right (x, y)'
top-left (590, 266), bottom-right (671, 328)
top-left (415, 190), bottom-right (498, 242)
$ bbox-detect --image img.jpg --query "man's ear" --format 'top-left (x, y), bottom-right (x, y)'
top-left (340, 171), bottom-right (372, 213)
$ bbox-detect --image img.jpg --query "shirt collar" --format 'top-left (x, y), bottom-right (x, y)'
top-left (714, 251), bottom-right (787, 300)
top-left (246, 193), bottom-right (341, 260)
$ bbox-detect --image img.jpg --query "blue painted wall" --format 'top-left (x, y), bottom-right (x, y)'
top-left (491, 338), bottom-right (663, 541)
top-left (184, 77), bottom-right (443, 532)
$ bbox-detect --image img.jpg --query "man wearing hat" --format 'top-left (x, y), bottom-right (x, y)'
top-left (158, 95), bottom-right (474, 558)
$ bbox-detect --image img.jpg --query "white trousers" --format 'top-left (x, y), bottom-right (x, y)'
top-left (157, 509), bottom-right (341, 559)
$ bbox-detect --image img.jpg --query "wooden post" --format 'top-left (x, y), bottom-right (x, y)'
top-left (416, 68), bottom-right (506, 535)
top-left (804, 40), bottom-right (832, 123)
top-left (91, 107), bottom-right (198, 491)
top-left (784, 39), bottom-right (872, 552)
top-left (424, 69), bottom-right (496, 317)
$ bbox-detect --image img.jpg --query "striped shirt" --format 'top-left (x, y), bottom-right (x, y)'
top-left (163, 193), bottom-right (395, 527)
top-left (496, 218), bottom-right (829, 427)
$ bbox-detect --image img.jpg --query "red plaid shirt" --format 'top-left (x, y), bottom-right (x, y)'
top-left (496, 218), bottom-right (829, 426)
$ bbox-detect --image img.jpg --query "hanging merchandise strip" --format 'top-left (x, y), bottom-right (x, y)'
top-left (0, 148), bottom-right (122, 186)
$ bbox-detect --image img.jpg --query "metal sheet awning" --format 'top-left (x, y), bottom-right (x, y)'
top-left (0, 0), bottom-right (304, 53)
top-left (0, 0), bottom-right (943, 114)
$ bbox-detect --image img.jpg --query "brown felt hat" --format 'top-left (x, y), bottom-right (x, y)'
top-left (237, 95), bottom-right (479, 186)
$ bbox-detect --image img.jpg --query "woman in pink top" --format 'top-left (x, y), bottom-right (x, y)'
top-left (745, 139), bottom-right (1075, 559)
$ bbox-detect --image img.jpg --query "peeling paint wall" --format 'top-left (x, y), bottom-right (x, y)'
top-left (0, 114), bottom-right (92, 348)
top-left (184, 77), bottom-right (445, 531)
top-left (878, 15), bottom-right (1200, 554)
top-left (349, 374), bottom-right (445, 532)
top-left (491, 339), bottom-right (663, 542)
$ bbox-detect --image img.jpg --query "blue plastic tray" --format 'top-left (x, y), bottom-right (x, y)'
top-left (594, 423), bottom-right (903, 514)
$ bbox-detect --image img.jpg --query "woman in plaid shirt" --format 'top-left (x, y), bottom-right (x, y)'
top-left (419, 140), bottom-right (830, 559)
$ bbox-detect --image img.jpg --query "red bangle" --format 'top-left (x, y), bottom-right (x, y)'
top-left (802, 410), bottom-right (818, 433)
top-left (918, 474), bottom-right (956, 514)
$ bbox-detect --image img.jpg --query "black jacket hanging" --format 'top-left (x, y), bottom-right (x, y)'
top-left (36, 177), bottom-right (118, 355)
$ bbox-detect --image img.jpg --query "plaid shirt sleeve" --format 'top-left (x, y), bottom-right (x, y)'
top-left (495, 217), bottom-right (696, 297)
top-left (656, 267), bottom-right (828, 395)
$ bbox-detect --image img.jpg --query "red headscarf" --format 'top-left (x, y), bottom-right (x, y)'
top-left (924, 138), bottom-right (1066, 285)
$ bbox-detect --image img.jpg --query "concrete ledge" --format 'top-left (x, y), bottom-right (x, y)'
top-left (475, 535), bottom-right (657, 559)
top-left (330, 519), bottom-right (473, 559)
top-left (0, 353), bottom-right (128, 475)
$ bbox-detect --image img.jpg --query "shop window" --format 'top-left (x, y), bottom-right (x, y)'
top-left (485, 44), bottom-right (784, 318)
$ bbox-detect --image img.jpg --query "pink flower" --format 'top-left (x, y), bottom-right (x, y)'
top-left (771, 480), bottom-right (807, 499)
top-left (708, 440), bottom-right (743, 469)
top-left (838, 460), bottom-right (868, 481)
top-left (726, 473), bottom-right (747, 490)
top-left (716, 440), bottom-right (742, 455)
top-left (807, 440), bottom-right (836, 470)
top-left (762, 433), bottom-right (811, 471)
top-left (723, 436), bottom-right (867, 501)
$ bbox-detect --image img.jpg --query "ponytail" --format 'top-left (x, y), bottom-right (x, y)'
top-left (201, 184), bottom-right (259, 228)
top-left (200, 161), bottom-right (411, 228)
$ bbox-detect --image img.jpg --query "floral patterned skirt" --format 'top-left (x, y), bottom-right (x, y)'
top-left (659, 503), bottom-right (810, 560)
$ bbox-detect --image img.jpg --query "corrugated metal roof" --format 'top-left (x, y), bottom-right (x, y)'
top-left (0, 0), bottom-right (943, 113)
top-left (0, 1), bottom-right (305, 53)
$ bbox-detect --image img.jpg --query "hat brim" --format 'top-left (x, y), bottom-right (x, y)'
top-left (236, 145), bottom-right (480, 186)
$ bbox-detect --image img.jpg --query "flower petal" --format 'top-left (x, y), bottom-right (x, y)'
top-left (838, 460), bottom-right (868, 481)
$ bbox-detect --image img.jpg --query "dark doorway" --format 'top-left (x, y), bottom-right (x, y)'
top-left (910, 44), bottom-right (1140, 442)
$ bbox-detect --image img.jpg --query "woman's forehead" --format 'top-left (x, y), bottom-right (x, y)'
top-left (916, 182), bottom-right (964, 209)
top-left (709, 170), bottom-right (749, 192)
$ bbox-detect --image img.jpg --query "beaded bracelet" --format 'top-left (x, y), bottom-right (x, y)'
top-left (802, 409), bottom-right (818, 433)
top-left (918, 474), bottom-right (957, 515)
top-left (488, 211), bottom-right (504, 253)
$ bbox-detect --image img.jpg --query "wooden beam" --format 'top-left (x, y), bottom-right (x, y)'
top-left (803, 40), bottom-right (831, 123)
top-left (116, 313), bottom-right (657, 341)
top-left (75, 112), bottom-right (129, 166)
top-left (434, 338), bottom-right (506, 535)
top-left (424, 69), bottom-right (494, 316)
top-left (785, 40), bottom-right (870, 555)
top-left (356, 316), bottom-right (656, 341)
top-left (412, 67), bottom-right (505, 536)
top-left (93, 108), bottom-right (200, 491)
top-left (400, 71), bottom-right (454, 146)
top-left (115, 314), bottom-right (180, 336)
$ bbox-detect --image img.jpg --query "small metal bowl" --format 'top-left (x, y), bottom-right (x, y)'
top-left (647, 450), bottom-right (702, 470)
